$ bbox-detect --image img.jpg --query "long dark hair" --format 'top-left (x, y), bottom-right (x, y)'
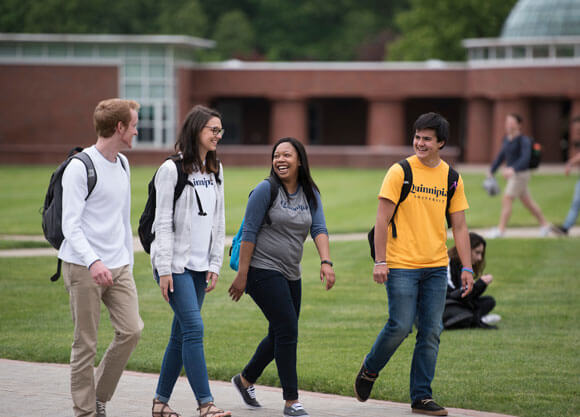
top-left (448, 232), bottom-right (487, 278)
top-left (269, 137), bottom-right (320, 209)
top-left (174, 105), bottom-right (221, 181)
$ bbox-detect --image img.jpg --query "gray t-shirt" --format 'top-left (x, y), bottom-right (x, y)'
top-left (242, 180), bottom-right (327, 280)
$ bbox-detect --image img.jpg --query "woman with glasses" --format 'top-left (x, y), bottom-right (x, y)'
top-left (228, 137), bottom-right (336, 417)
top-left (150, 105), bottom-right (231, 417)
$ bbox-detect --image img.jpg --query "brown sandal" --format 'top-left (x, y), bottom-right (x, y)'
top-left (152, 398), bottom-right (182, 417)
top-left (198, 402), bottom-right (232, 417)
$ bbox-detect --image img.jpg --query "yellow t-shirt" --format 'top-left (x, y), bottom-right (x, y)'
top-left (378, 155), bottom-right (469, 269)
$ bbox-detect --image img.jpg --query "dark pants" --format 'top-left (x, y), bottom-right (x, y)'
top-left (473, 296), bottom-right (496, 323)
top-left (242, 267), bottom-right (301, 401)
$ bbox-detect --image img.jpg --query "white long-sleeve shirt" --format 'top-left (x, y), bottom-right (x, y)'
top-left (150, 159), bottom-right (225, 277)
top-left (58, 145), bottom-right (133, 269)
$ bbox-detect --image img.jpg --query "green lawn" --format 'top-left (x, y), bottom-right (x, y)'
top-left (1, 239), bottom-right (579, 417)
top-left (1, 164), bottom-right (579, 416)
top-left (0, 239), bottom-right (51, 249)
top-left (0, 165), bottom-right (577, 236)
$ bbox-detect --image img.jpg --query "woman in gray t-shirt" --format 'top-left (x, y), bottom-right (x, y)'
top-left (229, 137), bottom-right (336, 417)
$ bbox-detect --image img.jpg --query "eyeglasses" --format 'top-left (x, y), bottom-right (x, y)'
top-left (204, 126), bottom-right (225, 137)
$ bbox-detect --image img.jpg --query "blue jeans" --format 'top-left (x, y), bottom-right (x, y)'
top-left (563, 178), bottom-right (580, 230)
top-left (364, 267), bottom-right (447, 402)
top-left (242, 267), bottom-right (301, 401)
top-left (154, 269), bottom-right (213, 405)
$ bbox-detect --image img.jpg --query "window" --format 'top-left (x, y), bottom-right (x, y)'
top-left (532, 46), bottom-right (549, 58)
top-left (47, 44), bottom-right (67, 57)
top-left (556, 45), bottom-right (574, 58)
top-left (118, 46), bottom-right (176, 147)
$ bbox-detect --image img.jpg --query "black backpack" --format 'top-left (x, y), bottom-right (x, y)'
top-left (368, 159), bottom-right (459, 260)
top-left (528, 138), bottom-right (541, 169)
top-left (41, 147), bottom-right (126, 281)
top-left (138, 156), bottom-right (216, 254)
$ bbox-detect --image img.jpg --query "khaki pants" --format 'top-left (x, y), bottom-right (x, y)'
top-left (505, 170), bottom-right (531, 198)
top-left (63, 262), bottom-right (144, 417)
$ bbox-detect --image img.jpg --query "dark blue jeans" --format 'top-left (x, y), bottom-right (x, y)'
top-left (242, 267), bottom-right (301, 401)
top-left (154, 269), bottom-right (212, 405)
top-left (364, 267), bottom-right (447, 402)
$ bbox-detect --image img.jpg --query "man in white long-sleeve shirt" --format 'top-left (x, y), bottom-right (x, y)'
top-left (59, 98), bottom-right (143, 417)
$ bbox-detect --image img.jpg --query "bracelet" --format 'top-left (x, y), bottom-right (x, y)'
top-left (321, 259), bottom-right (333, 267)
top-left (374, 261), bottom-right (387, 266)
top-left (462, 267), bottom-right (474, 275)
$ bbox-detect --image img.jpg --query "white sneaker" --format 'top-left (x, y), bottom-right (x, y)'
top-left (487, 228), bottom-right (504, 239)
top-left (539, 225), bottom-right (551, 237)
top-left (481, 313), bottom-right (501, 325)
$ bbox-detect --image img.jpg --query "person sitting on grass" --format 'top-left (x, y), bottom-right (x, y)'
top-left (444, 232), bottom-right (501, 330)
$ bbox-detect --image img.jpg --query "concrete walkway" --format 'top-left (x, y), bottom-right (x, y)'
top-left (0, 226), bottom-right (578, 258)
top-left (0, 359), bottom-right (516, 417)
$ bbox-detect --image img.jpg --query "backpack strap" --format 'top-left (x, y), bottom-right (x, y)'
top-left (171, 157), bottom-right (207, 216)
top-left (368, 159), bottom-right (413, 259)
top-left (214, 159), bottom-right (222, 185)
top-left (50, 259), bottom-right (62, 282)
top-left (263, 176), bottom-right (280, 225)
top-left (390, 159), bottom-right (413, 238)
top-left (117, 153), bottom-right (128, 172)
top-left (445, 166), bottom-right (459, 228)
top-left (72, 152), bottom-right (97, 200)
top-left (50, 148), bottom-right (95, 282)
top-left (172, 158), bottom-right (189, 206)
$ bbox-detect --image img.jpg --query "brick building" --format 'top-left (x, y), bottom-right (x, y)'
top-left (1, 0), bottom-right (579, 167)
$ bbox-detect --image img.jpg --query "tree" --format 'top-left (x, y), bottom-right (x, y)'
top-left (0, 0), bottom-right (166, 35)
top-left (200, 0), bottom-right (408, 61)
top-left (0, 0), bottom-right (409, 61)
top-left (156, 0), bottom-right (208, 38)
top-left (387, 0), bottom-right (517, 61)
top-left (212, 10), bottom-right (255, 59)
top-left (257, 0), bottom-right (405, 60)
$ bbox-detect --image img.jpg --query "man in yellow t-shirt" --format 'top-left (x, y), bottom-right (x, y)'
top-left (354, 112), bottom-right (474, 417)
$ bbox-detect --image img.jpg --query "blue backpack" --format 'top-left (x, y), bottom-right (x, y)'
top-left (229, 176), bottom-right (279, 271)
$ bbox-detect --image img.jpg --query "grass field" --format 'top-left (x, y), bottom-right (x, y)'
top-left (0, 239), bottom-right (579, 417)
top-left (0, 164), bottom-right (578, 236)
top-left (0, 164), bottom-right (579, 417)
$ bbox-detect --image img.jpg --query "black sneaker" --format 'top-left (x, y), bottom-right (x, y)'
top-left (283, 402), bottom-right (309, 417)
top-left (551, 225), bottom-right (569, 236)
top-left (354, 362), bottom-right (377, 402)
top-left (231, 374), bottom-right (261, 408)
top-left (411, 398), bottom-right (448, 416)
top-left (95, 400), bottom-right (106, 417)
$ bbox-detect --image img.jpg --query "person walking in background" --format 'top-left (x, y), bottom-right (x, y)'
top-left (228, 137), bottom-right (335, 417)
top-left (59, 98), bottom-right (143, 417)
top-left (354, 112), bottom-right (472, 416)
top-left (554, 116), bottom-right (580, 235)
top-left (149, 105), bottom-right (230, 417)
top-left (444, 232), bottom-right (500, 330)
top-left (487, 113), bottom-right (552, 238)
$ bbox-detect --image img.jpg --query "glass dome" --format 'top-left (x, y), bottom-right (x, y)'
top-left (501, 0), bottom-right (580, 37)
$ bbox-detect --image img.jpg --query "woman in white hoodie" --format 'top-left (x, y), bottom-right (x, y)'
top-left (150, 105), bottom-right (230, 417)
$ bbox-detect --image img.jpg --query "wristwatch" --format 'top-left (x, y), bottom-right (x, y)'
top-left (321, 259), bottom-right (333, 267)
